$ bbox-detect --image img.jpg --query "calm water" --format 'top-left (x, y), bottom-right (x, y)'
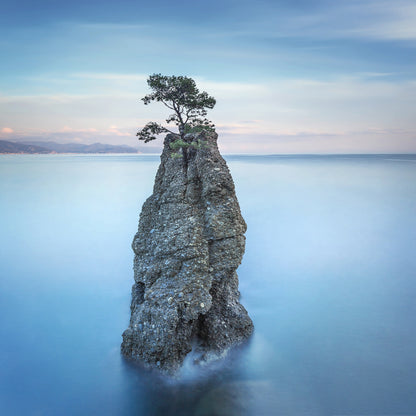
top-left (1, 154), bottom-right (415, 415)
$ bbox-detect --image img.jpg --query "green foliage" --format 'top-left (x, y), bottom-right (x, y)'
top-left (169, 139), bottom-right (190, 150)
top-left (190, 138), bottom-right (210, 150)
top-left (136, 74), bottom-right (216, 145)
top-left (183, 123), bottom-right (215, 135)
top-left (169, 137), bottom-right (209, 153)
top-left (137, 121), bottom-right (170, 143)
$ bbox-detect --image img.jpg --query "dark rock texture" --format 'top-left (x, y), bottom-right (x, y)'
top-left (121, 132), bottom-right (253, 373)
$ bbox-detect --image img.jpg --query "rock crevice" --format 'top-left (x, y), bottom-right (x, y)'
top-left (121, 132), bottom-right (253, 373)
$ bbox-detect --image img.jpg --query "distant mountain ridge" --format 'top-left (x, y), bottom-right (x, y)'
top-left (0, 140), bottom-right (141, 154)
top-left (0, 140), bottom-right (51, 154)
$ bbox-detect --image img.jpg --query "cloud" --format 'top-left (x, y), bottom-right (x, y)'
top-left (218, 129), bottom-right (416, 155)
top-left (108, 125), bottom-right (131, 136)
top-left (1, 127), bottom-right (13, 133)
top-left (66, 2), bottom-right (416, 44)
top-left (344, 0), bottom-right (416, 41)
top-left (71, 73), bottom-right (148, 81)
top-left (1, 73), bottom-right (415, 153)
top-left (61, 126), bottom-right (98, 133)
top-left (211, 0), bottom-right (416, 42)
top-left (74, 23), bottom-right (150, 31)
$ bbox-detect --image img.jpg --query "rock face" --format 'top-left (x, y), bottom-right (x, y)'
top-left (121, 131), bottom-right (253, 373)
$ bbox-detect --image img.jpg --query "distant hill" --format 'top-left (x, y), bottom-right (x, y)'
top-left (0, 140), bottom-right (141, 154)
top-left (20, 140), bottom-right (139, 153)
top-left (0, 140), bottom-right (51, 154)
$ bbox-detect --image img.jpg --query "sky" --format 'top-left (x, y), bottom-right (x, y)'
top-left (0, 0), bottom-right (415, 153)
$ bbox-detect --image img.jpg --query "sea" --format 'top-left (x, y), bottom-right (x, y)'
top-left (0, 154), bottom-right (415, 416)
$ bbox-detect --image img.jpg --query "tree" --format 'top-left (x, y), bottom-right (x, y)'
top-left (136, 74), bottom-right (216, 145)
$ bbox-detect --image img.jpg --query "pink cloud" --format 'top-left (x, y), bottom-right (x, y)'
top-left (108, 125), bottom-right (130, 136)
top-left (1, 127), bottom-right (13, 133)
top-left (61, 126), bottom-right (98, 133)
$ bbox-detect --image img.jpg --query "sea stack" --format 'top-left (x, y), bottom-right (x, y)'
top-left (121, 131), bottom-right (253, 374)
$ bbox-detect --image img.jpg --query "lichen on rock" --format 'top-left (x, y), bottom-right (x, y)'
top-left (121, 131), bottom-right (253, 374)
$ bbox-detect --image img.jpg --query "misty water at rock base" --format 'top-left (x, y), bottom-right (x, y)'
top-left (1, 154), bottom-right (415, 415)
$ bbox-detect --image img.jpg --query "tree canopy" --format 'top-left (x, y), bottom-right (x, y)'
top-left (136, 74), bottom-right (216, 143)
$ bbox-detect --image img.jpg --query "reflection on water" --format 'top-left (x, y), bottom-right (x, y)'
top-left (0, 154), bottom-right (416, 415)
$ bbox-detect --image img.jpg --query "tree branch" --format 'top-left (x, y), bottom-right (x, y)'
top-left (160, 99), bottom-right (174, 110)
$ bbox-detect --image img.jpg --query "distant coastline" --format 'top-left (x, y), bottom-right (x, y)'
top-left (2, 140), bottom-right (415, 158)
top-left (0, 140), bottom-right (145, 154)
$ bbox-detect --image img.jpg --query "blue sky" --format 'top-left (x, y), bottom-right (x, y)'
top-left (1, 0), bottom-right (415, 153)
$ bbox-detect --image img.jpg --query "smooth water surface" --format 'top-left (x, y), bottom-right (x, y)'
top-left (1, 154), bottom-right (415, 415)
